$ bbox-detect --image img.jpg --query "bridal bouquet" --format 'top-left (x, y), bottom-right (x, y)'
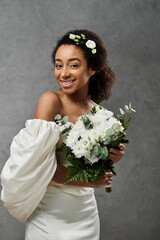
top-left (55, 103), bottom-right (135, 193)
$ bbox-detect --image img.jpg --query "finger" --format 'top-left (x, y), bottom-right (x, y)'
top-left (109, 153), bottom-right (123, 163)
top-left (105, 177), bottom-right (112, 182)
top-left (118, 143), bottom-right (126, 151)
top-left (109, 146), bottom-right (125, 155)
top-left (105, 180), bottom-right (112, 186)
top-left (105, 171), bottom-right (113, 175)
top-left (105, 175), bottom-right (113, 180)
top-left (110, 148), bottom-right (122, 155)
top-left (110, 152), bottom-right (124, 160)
top-left (110, 147), bottom-right (125, 154)
top-left (104, 172), bottom-right (113, 177)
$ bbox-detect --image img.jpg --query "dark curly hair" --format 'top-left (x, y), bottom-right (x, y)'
top-left (51, 29), bottom-right (115, 104)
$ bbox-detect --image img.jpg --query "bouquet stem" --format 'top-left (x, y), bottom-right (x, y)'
top-left (105, 186), bottom-right (112, 193)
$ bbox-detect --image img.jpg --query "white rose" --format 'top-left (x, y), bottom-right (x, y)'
top-left (107, 117), bottom-right (124, 131)
top-left (86, 40), bottom-right (96, 49)
top-left (96, 109), bottom-right (113, 119)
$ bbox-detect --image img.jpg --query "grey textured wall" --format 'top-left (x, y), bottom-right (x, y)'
top-left (0, 0), bottom-right (160, 240)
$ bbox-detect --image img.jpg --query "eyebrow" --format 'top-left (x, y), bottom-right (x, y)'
top-left (55, 58), bottom-right (81, 62)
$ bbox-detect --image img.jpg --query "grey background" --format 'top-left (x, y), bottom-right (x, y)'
top-left (0, 0), bottom-right (160, 239)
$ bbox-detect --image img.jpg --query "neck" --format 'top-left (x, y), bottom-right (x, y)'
top-left (60, 83), bottom-right (90, 104)
top-left (62, 93), bottom-right (90, 105)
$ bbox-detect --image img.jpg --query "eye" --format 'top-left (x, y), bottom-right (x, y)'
top-left (70, 64), bottom-right (78, 68)
top-left (55, 64), bottom-right (62, 69)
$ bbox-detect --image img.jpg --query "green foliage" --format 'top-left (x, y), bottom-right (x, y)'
top-left (123, 117), bottom-right (131, 131)
top-left (55, 114), bottom-right (62, 121)
top-left (62, 125), bottom-right (72, 134)
top-left (116, 114), bottom-right (131, 131)
top-left (61, 116), bottom-right (68, 125)
top-left (54, 114), bottom-right (68, 125)
top-left (90, 145), bottom-right (108, 160)
top-left (90, 105), bottom-right (102, 114)
top-left (80, 115), bottom-right (93, 130)
top-left (55, 114), bottom-right (71, 134)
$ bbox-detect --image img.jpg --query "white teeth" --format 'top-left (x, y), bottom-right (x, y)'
top-left (62, 81), bottom-right (74, 85)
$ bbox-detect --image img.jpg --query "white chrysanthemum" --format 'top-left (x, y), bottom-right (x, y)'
top-left (84, 129), bottom-right (100, 145)
top-left (72, 141), bottom-right (87, 158)
top-left (66, 131), bottom-right (79, 147)
top-left (79, 134), bottom-right (90, 146)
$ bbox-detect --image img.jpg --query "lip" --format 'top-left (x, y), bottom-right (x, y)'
top-left (60, 79), bottom-right (76, 88)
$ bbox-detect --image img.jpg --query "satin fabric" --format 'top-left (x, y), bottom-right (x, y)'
top-left (1, 119), bottom-right (94, 222)
top-left (1, 119), bottom-right (100, 239)
top-left (25, 186), bottom-right (100, 240)
top-left (1, 119), bottom-right (60, 222)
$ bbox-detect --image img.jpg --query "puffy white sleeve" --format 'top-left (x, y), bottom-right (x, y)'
top-left (1, 119), bottom-right (60, 223)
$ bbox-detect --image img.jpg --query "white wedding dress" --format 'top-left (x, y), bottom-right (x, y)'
top-left (1, 119), bottom-right (100, 240)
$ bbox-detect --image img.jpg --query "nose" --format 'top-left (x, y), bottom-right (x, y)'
top-left (61, 66), bottom-right (71, 79)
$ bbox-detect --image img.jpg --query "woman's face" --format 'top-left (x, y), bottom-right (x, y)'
top-left (54, 45), bottom-right (95, 95)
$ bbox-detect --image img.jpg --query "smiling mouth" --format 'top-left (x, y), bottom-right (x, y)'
top-left (60, 79), bottom-right (76, 86)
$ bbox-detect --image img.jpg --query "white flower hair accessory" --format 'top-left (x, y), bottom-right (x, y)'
top-left (69, 33), bottom-right (97, 54)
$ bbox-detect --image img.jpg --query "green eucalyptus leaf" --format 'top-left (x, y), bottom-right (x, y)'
top-left (62, 125), bottom-right (72, 134)
top-left (61, 116), bottom-right (68, 125)
top-left (100, 146), bottom-right (108, 159)
top-left (90, 151), bottom-right (96, 158)
top-left (103, 139), bottom-right (111, 145)
top-left (90, 145), bottom-right (99, 158)
top-left (85, 122), bottom-right (92, 130)
top-left (81, 115), bottom-right (93, 130)
top-left (55, 114), bottom-right (62, 121)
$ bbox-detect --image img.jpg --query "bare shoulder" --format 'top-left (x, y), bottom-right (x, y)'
top-left (34, 91), bottom-right (62, 121)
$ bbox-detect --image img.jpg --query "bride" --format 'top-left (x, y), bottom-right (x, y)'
top-left (1, 29), bottom-right (125, 240)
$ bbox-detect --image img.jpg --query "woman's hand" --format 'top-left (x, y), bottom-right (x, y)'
top-left (109, 143), bottom-right (126, 164)
top-left (89, 171), bottom-right (114, 189)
